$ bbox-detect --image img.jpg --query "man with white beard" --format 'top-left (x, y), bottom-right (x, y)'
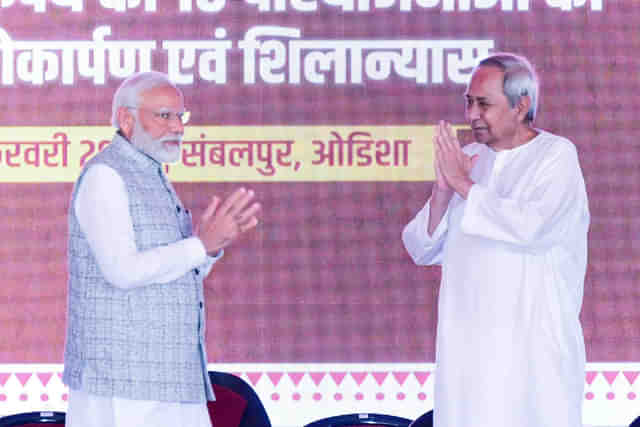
top-left (63, 71), bottom-right (261, 427)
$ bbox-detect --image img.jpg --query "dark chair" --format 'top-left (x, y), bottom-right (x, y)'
top-left (0, 411), bottom-right (65, 426)
top-left (207, 371), bottom-right (271, 427)
top-left (409, 410), bottom-right (433, 427)
top-left (630, 415), bottom-right (640, 427)
top-left (304, 413), bottom-right (412, 427)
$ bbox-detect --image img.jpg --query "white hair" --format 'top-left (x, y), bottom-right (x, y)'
top-left (110, 71), bottom-right (178, 128)
top-left (476, 53), bottom-right (539, 122)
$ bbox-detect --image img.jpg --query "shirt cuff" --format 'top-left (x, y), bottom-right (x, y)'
top-left (208, 248), bottom-right (224, 262)
top-left (185, 237), bottom-right (211, 265)
top-left (192, 237), bottom-right (224, 262)
top-left (426, 198), bottom-right (448, 241)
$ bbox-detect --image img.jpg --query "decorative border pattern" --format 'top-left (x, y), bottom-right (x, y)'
top-left (0, 363), bottom-right (638, 427)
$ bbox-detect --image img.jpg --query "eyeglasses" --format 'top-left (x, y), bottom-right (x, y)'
top-left (127, 107), bottom-right (191, 125)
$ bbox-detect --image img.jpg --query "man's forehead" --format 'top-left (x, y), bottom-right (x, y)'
top-left (465, 66), bottom-right (505, 99)
top-left (140, 84), bottom-right (184, 106)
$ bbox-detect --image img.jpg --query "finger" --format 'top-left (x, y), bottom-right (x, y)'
top-left (435, 138), bottom-right (448, 172)
top-left (435, 136), bottom-right (455, 178)
top-left (439, 120), bottom-right (449, 139)
top-left (438, 121), bottom-right (449, 145)
top-left (434, 147), bottom-right (444, 172)
top-left (445, 123), bottom-right (462, 151)
top-left (432, 133), bottom-right (443, 161)
top-left (434, 135), bottom-right (443, 159)
top-left (217, 187), bottom-right (247, 216)
top-left (239, 216), bottom-right (259, 233)
top-left (440, 122), bottom-right (456, 151)
top-left (443, 121), bottom-right (454, 140)
top-left (437, 123), bottom-right (454, 153)
top-left (444, 126), bottom-right (465, 167)
top-left (228, 189), bottom-right (256, 218)
top-left (235, 202), bottom-right (262, 224)
top-left (433, 136), bottom-right (447, 181)
top-left (201, 196), bottom-right (220, 223)
top-left (434, 153), bottom-right (443, 181)
top-left (435, 134), bottom-right (452, 160)
top-left (435, 121), bottom-right (444, 139)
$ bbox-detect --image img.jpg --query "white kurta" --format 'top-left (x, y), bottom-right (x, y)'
top-left (402, 131), bottom-right (589, 427)
top-left (67, 164), bottom-right (222, 427)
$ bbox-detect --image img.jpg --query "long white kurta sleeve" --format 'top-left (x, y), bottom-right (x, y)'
top-left (74, 163), bottom-right (221, 289)
top-left (401, 191), bottom-right (450, 266)
top-left (402, 131), bottom-right (590, 427)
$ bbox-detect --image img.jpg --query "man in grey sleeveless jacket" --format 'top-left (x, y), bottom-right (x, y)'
top-left (63, 71), bottom-right (261, 427)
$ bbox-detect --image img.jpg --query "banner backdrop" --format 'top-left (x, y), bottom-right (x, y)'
top-left (0, 0), bottom-right (637, 380)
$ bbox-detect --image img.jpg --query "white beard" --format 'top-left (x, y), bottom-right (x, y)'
top-left (131, 120), bottom-right (183, 164)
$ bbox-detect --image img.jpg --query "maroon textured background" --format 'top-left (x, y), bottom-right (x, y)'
top-left (0, 2), bottom-right (638, 363)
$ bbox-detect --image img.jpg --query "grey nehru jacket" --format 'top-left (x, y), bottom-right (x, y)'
top-left (63, 133), bottom-right (215, 403)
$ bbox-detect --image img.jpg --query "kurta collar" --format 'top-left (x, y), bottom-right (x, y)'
top-left (493, 129), bottom-right (545, 158)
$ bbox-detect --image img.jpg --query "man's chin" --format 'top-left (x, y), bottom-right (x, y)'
top-left (156, 142), bottom-right (182, 163)
top-left (146, 147), bottom-right (181, 164)
top-left (163, 140), bottom-right (181, 149)
top-left (472, 132), bottom-right (495, 146)
top-left (157, 151), bottom-right (181, 164)
top-left (472, 129), bottom-right (487, 140)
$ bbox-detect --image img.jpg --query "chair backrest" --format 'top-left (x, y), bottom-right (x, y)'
top-left (304, 413), bottom-right (412, 427)
top-left (207, 371), bottom-right (272, 427)
top-left (0, 411), bottom-right (65, 427)
top-left (630, 415), bottom-right (640, 427)
top-left (408, 410), bottom-right (433, 427)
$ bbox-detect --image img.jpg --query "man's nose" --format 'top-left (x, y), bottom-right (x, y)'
top-left (169, 116), bottom-right (184, 134)
top-left (466, 103), bottom-right (480, 121)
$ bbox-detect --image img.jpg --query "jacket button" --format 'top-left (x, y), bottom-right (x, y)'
top-left (176, 206), bottom-right (181, 213)
top-left (195, 268), bottom-right (200, 275)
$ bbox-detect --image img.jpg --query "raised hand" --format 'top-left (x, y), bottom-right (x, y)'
top-left (433, 121), bottom-right (477, 199)
top-left (433, 125), bottom-right (454, 194)
top-left (196, 187), bottom-right (261, 254)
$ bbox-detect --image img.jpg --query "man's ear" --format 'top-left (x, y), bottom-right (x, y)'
top-left (117, 107), bottom-right (135, 139)
top-left (516, 95), bottom-right (532, 122)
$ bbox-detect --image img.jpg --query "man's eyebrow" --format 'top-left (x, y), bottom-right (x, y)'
top-left (155, 106), bottom-right (184, 111)
top-left (464, 94), bottom-right (489, 101)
